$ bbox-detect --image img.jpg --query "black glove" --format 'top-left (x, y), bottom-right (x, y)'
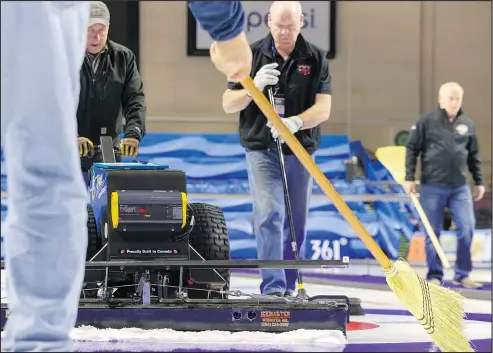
top-left (78, 137), bottom-right (94, 157)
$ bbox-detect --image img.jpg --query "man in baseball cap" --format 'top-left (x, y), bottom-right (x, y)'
top-left (88, 1), bottom-right (109, 27)
top-left (78, 0), bottom-right (146, 181)
top-left (86, 1), bottom-right (110, 54)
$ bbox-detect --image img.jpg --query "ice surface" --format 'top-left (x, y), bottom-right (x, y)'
top-left (1, 270), bottom-right (491, 352)
top-left (71, 326), bottom-right (346, 352)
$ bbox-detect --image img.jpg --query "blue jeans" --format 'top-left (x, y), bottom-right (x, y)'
top-left (419, 184), bottom-right (475, 282)
top-left (245, 148), bottom-right (313, 295)
top-left (1, 2), bottom-right (90, 351)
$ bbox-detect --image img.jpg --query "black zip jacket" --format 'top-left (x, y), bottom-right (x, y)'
top-left (405, 108), bottom-right (483, 186)
top-left (77, 40), bottom-right (146, 148)
top-left (227, 33), bottom-right (332, 155)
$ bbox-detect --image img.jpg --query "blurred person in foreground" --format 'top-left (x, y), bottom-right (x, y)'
top-left (405, 82), bottom-right (485, 289)
top-left (1, 2), bottom-right (92, 351)
top-left (222, 1), bottom-right (332, 297)
top-left (0, 0), bottom-right (251, 351)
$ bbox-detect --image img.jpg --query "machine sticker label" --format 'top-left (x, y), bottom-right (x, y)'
top-left (119, 249), bottom-right (179, 255)
top-left (260, 310), bottom-right (291, 327)
top-left (92, 173), bottom-right (106, 201)
top-left (120, 205), bottom-right (139, 214)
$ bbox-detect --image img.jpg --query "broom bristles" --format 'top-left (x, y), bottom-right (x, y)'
top-left (384, 259), bottom-right (474, 352)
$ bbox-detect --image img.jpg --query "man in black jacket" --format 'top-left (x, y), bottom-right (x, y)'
top-left (405, 82), bottom-right (485, 289)
top-left (222, 1), bottom-right (332, 298)
top-left (77, 1), bottom-right (146, 182)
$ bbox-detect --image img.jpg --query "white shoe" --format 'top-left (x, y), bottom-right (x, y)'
top-left (453, 277), bottom-right (483, 289)
top-left (429, 278), bottom-right (441, 286)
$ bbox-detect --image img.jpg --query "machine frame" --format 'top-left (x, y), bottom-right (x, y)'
top-left (1, 137), bottom-right (353, 335)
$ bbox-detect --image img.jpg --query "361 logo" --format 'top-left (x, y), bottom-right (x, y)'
top-left (310, 238), bottom-right (348, 260)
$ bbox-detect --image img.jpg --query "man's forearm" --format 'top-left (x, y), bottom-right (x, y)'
top-left (123, 98), bottom-right (146, 140)
top-left (297, 102), bottom-right (331, 129)
top-left (405, 149), bottom-right (418, 181)
top-left (188, 1), bottom-right (244, 42)
top-left (468, 155), bottom-right (483, 185)
top-left (125, 118), bottom-right (145, 140)
top-left (222, 89), bottom-right (253, 114)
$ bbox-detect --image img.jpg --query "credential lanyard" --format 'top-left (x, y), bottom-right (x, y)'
top-left (271, 41), bottom-right (285, 118)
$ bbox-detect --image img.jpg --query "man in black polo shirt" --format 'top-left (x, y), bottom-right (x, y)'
top-left (405, 82), bottom-right (485, 289)
top-left (222, 1), bottom-right (332, 297)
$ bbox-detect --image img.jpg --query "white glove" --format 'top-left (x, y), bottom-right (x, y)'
top-left (267, 116), bottom-right (304, 143)
top-left (253, 63), bottom-right (281, 91)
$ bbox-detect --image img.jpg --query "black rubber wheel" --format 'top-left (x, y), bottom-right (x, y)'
top-left (86, 205), bottom-right (100, 261)
top-left (186, 202), bottom-right (230, 299)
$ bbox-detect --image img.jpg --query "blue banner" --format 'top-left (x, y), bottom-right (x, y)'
top-left (1, 133), bottom-right (417, 262)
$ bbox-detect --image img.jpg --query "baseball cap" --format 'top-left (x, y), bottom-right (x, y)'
top-left (88, 1), bottom-right (110, 27)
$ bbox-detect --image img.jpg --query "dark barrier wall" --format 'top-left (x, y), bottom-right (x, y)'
top-left (105, 1), bottom-right (140, 67)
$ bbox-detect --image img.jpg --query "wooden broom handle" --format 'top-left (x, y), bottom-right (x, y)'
top-left (240, 77), bottom-right (393, 270)
top-left (409, 193), bottom-right (451, 268)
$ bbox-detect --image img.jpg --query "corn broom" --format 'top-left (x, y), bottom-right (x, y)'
top-left (240, 77), bottom-right (474, 352)
top-left (374, 146), bottom-right (451, 269)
